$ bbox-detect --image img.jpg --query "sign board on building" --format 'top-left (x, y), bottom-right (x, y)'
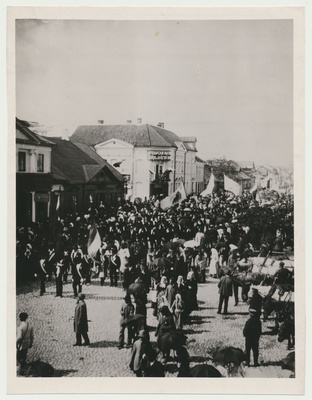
top-left (34, 192), bottom-right (50, 203)
top-left (148, 151), bottom-right (171, 161)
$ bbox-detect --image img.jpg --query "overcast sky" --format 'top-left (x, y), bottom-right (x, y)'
top-left (16, 19), bottom-right (293, 167)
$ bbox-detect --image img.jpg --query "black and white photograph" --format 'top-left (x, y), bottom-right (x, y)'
top-left (7, 4), bottom-right (306, 396)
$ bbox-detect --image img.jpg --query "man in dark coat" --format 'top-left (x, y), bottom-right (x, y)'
top-left (73, 293), bottom-right (90, 346)
top-left (243, 308), bottom-right (262, 367)
top-left (55, 258), bottom-right (64, 298)
top-left (273, 261), bottom-right (292, 285)
top-left (123, 264), bottom-right (138, 290)
top-left (109, 247), bottom-right (121, 287)
top-left (248, 287), bottom-right (263, 315)
top-left (217, 271), bottom-right (233, 315)
top-left (144, 349), bottom-right (165, 377)
top-left (129, 330), bottom-right (150, 377)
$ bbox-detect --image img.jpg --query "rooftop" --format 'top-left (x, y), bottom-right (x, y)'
top-left (70, 124), bottom-right (178, 148)
top-left (48, 137), bottom-right (123, 183)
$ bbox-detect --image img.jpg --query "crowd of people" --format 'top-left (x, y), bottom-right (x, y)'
top-left (16, 189), bottom-right (294, 376)
top-left (16, 190), bottom-right (294, 285)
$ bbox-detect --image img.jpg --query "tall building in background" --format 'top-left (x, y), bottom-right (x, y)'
top-left (70, 122), bottom-right (202, 200)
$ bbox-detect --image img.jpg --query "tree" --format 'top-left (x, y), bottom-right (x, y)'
top-left (205, 158), bottom-right (239, 182)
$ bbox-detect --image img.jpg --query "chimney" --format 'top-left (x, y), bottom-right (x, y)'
top-left (157, 122), bottom-right (164, 128)
top-left (127, 120), bottom-right (132, 124)
top-left (62, 128), bottom-right (69, 140)
top-left (137, 118), bottom-right (142, 124)
top-left (98, 120), bottom-right (104, 124)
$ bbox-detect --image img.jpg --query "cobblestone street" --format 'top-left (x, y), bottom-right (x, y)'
top-left (16, 277), bottom-right (292, 378)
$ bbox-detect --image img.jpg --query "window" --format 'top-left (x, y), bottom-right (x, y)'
top-left (18, 152), bottom-right (26, 171)
top-left (37, 154), bottom-right (44, 172)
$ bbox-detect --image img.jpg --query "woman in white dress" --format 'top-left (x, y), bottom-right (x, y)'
top-left (209, 247), bottom-right (219, 278)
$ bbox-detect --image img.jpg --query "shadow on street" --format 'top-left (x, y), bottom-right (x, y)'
top-left (89, 340), bottom-right (119, 348)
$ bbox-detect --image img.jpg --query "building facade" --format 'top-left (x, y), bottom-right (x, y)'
top-left (70, 123), bottom-right (200, 200)
top-left (16, 118), bottom-right (54, 226)
top-left (195, 156), bottom-right (206, 194)
top-left (49, 138), bottom-right (124, 215)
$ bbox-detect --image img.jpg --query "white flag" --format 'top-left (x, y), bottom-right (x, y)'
top-left (250, 176), bottom-right (260, 193)
top-left (224, 174), bottom-right (242, 196)
top-left (87, 222), bottom-right (101, 260)
top-left (160, 182), bottom-right (187, 209)
top-left (261, 175), bottom-right (271, 189)
top-left (250, 182), bottom-right (257, 193)
top-left (270, 179), bottom-right (282, 194)
top-left (200, 173), bottom-right (215, 196)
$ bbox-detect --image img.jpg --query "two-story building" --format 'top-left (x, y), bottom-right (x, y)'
top-left (70, 123), bottom-right (199, 200)
top-left (16, 118), bottom-right (54, 225)
top-left (16, 117), bottom-right (125, 224)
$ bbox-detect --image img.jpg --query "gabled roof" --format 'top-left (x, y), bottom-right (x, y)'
top-left (150, 125), bottom-right (181, 147)
top-left (82, 164), bottom-right (104, 181)
top-left (71, 142), bottom-right (124, 181)
top-left (180, 136), bottom-right (197, 152)
top-left (48, 137), bottom-right (123, 183)
top-left (180, 136), bottom-right (197, 142)
top-left (72, 142), bottom-right (109, 164)
top-left (195, 156), bottom-right (206, 163)
top-left (184, 142), bottom-right (197, 152)
top-left (70, 124), bottom-right (175, 148)
top-left (237, 171), bottom-right (252, 180)
top-left (51, 164), bottom-right (68, 182)
top-left (16, 118), bottom-right (54, 147)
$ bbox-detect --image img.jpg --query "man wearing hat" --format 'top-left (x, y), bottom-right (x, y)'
top-left (217, 270), bottom-right (233, 315)
top-left (129, 330), bottom-right (150, 377)
top-left (273, 261), bottom-right (292, 286)
top-left (248, 287), bottom-right (263, 315)
top-left (243, 308), bottom-right (262, 367)
top-left (144, 349), bottom-right (165, 377)
top-left (73, 294), bottom-right (90, 346)
top-left (109, 247), bottom-right (121, 287)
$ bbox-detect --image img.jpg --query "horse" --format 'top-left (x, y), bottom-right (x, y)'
top-left (229, 270), bottom-right (265, 302)
top-left (262, 294), bottom-right (294, 321)
top-left (278, 317), bottom-right (295, 350)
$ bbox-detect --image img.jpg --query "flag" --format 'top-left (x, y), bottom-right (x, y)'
top-left (270, 178), bottom-right (282, 194)
top-left (250, 179), bottom-right (259, 193)
top-left (250, 176), bottom-right (261, 194)
top-left (200, 173), bottom-right (215, 196)
top-left (224, 174), bottom-right (242, 196)
top-left (87, 221), bottom-right (101, 260)
top-left (160, 182), bottom-right (187, 210)
top-left (261, 175), bottom-right (271, 189)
